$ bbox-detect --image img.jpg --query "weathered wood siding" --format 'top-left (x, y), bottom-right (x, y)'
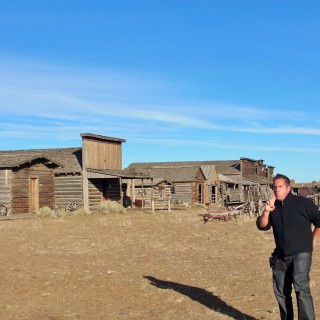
top-left (171, 182), bottom-right (193, 204)
top-left (268, 167), bottom-right (275, 179)
top-left (192, 182), bottom-right (203, 204)
top-left (12, 162), bottom-right (55, 214)
top-left (0, 169), bottom-right (12, 213)
top-left (82, 139), bottom-right (122, 170)
top-left (88, 179), bottom-right (102, 208)
top-left (241, 159), bottom-right (257, 180)
top-left (242, 158), bottom-right (273, 180)
top-left (204, 166), bottom-right (219, 204)
top-left (206, 184), bottom-right (220, 204)
top-left (220, 183), bottom-right (245, 205)
top-left (193, 171), bottom-right (206, 204)
top-left (256, 162), bottom-right (265, 178)
top-left (54, 174), bottom-right (83, 210)
top-left (227, 188), bottom-right (245, 203)
top-left (134, 183), bottom-right (171, 209)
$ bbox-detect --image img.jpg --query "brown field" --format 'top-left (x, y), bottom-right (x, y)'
top-left (1, 207), bottom-right (320, 320)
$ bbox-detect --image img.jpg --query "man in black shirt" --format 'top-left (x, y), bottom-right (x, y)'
top-left (257, 174), bottom-right (320, 320)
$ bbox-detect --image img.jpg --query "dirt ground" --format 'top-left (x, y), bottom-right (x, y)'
top-left (1, 207), bottom-right (320, 320)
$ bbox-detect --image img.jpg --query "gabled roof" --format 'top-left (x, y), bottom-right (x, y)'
top-left (249, 177), bottom-right (273, 185)
top-left (127, 165), bottom-right (206, 183)
top-left (133, 178), bottom-right (173, 187)
top-left (0, 148), bottom-right (82, 173)
top-left (291, 182), bottom-right (318, 189)
top-left (86, 168), bottom-right (150, 179)
top-left (218, 174), bottom-right (257, 185)
top-left (127, 160), bottom-right (241, 176)
top-left (0, 153), bottom-right (63, 169)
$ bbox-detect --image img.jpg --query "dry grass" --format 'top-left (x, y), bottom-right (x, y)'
top-left (94, 200), bottom-right (127, 214)
top-left (0, 207), bottom-right (320, 319)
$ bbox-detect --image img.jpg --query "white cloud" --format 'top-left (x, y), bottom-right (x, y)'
top-left (1, 56), bottom-right (320, 145)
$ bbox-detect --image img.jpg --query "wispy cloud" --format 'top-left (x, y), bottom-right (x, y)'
top-left (130, 137), bottom-right (320, 153)
top-left (1, 57), bottom-right (320, 146)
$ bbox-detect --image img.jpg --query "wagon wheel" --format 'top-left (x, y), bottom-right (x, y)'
top-left (0, 205), bottom-right (8, 216)
top-left (65, 202), bottom-right (80, 212)
top-left (170, 198), bottom-right (183, 205)
top-left (55, 204), bottom-right (61, 210)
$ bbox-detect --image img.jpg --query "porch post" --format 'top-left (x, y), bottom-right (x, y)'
top-left (130, 178), bottom-right (134, 209)
top-left (151, 176), bottom-right (155, 214)
top-left (82, 170), bottom-right (89, 210)
top-left (141, 178), bottom-right (144, 209)
top-left (120, 177), bottom-right (123, 205)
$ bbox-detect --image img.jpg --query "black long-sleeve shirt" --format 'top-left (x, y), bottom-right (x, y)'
top-left (257, 192), bottom-right (320, 256)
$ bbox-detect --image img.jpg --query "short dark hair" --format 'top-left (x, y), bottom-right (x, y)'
top-left (273, 173), bottom-right (291, 186)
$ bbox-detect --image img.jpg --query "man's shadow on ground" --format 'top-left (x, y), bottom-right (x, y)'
top-left (144, 276), bottom-right (257, 320)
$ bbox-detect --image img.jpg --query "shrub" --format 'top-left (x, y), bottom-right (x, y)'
top-left (55, 209), bottom-right (67, 218)
top-left (37, 206), bottom-right (56, 218)
top-left (96, 200), bottom-right (126, 214)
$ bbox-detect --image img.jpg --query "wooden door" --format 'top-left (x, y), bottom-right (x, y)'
top-left (30, 178), bottom-right (39, 213)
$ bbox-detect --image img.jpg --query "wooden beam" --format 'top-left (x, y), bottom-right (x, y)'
top-left (151, 177), bottom-right (155, 214)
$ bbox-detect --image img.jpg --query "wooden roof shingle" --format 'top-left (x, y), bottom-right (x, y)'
top-left (127, 160), bottom-right (241, 176)
top-left (0, 148), bottom-right (82, 173)
top-left (128, 165), bottom-right (205, 183)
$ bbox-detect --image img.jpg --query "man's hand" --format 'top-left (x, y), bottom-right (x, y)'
top-left (265, 195), bottom-right (276, 213)
top-left (257, 195), bottom-right (276, 229)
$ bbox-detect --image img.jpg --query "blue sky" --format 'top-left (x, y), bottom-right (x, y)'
top-left (1, 1), bottom-right (320, 182)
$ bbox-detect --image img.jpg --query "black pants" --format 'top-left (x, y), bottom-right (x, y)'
top-left (272, 252), bottom-right (315, 320)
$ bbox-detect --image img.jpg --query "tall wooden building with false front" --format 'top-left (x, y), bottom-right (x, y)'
top-left (0, 133), bottom-right (149, 215)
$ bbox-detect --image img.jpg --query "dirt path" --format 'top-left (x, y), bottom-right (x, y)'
top-left (1, 208), bottom-right (320, 319)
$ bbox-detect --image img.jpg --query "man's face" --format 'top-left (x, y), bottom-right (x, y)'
top-left (273, 178), bottom-right (291, 201)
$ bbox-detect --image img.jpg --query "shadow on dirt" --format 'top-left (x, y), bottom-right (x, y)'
top-left (144, 276), bottom-right (257, 320)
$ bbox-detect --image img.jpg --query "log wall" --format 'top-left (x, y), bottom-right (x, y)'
top-left (134, 184), bottom-right (171, 209)
top-left (172, 182), bottom-right (194, 205)
top-left (88, 179), bottom-right (102, 208)
top-left (0, 169), bottom-right (12, 213)
top-left (54, 174), bottom-right (83, 210)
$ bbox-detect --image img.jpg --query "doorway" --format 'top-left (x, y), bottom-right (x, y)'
top-left (30, 178), bottom-right (39, 213)
top-left (198, 184), bottom-right (203, 203)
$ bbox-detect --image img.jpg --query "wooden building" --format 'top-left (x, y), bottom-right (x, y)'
top-left (0, 154), bottom-right (62, 214)
top-left (127, 158), bottom-right (275, 207)
top-left (0, 133), bottom-right (149, 215)
top-left (291, 181), bottom-right (320, 206)
top-left (126, 165), bottom-right (207, 206)
top-left (125, 178), bottom-right (173, 210)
